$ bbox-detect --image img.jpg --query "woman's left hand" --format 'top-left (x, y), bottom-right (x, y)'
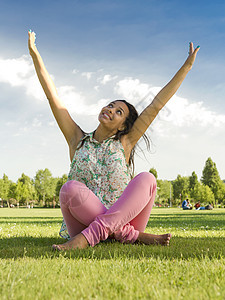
top-left (184, 42), bottom-right (200, 70)
top-left (28, 30), bottom-right (37, 56)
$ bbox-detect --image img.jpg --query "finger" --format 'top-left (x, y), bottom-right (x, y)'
top-left (194, 45), bottom-right (200, 54)
top-left (28, 29), bottom-right (36, 37)
top-left (190, 46), bottom-right (200, 61)
top-left (189, 42), bottom-right (194, 55)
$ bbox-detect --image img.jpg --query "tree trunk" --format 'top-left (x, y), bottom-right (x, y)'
top-left (43, 193), bottom-right (45, 206)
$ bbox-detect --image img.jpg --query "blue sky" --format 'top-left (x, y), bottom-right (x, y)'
top-left (1, 0), bottom-right (225, 182)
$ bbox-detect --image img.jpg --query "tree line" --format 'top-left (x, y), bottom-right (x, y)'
top-left (0, 169), bottom-right (68, 208)
top-left (0, 157), bottom-right (224, 208)
top-left (150, 157), bottom-right (225, 207)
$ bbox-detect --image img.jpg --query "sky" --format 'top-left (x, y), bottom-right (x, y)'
top-left (1, 0), bottom-right (225, 182)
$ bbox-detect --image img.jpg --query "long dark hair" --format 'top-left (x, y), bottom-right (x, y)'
top-left (113, 100), bottom-right (150, 177)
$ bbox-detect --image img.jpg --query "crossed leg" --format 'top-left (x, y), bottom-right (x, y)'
top-left (53, 172), bottom-right (171, 250)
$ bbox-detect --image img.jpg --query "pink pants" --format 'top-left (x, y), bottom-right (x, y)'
top-left (60, 172), bottom-right (156, 247)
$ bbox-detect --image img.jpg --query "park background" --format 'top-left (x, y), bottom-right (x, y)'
top-left (1, 156), bottom-right (225, 208)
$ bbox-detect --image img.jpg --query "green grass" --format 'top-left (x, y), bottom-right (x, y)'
top-left (0, 208), bottom-right (224, 300)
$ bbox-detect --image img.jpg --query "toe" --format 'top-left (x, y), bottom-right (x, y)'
top-left (52, 244), bottom-right (61, 251)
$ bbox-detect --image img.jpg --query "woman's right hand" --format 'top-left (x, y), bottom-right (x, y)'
top-left (28, 30), bottom-right (37, 56)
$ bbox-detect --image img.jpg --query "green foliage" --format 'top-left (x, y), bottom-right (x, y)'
top-left (157, 180), bottom-right (172, 205)
top-left (0, 174), bottom-right (12, 207)
top-left (172, 175), bottom-right (190, 202)
top-left (8, 182), bottom-right (17, 200)
top-left (189, 171), bottom-right (198, 191)
top-left (200, 184), bottom-right (215, 204)
top-left (0, 171), bottom-right (67, 207)
top-left (201, 157), bottom-right (224, 203)
top-left (0, 174), bottom-right (10, 200)
top-left (188, 181), bottom-right (215, 206)
top-left (55, 174), bottom-right (68, 199)
top-left (1, 157), bottom-right (225, 208)
top-left (34, 169), bottom-right (56, 205)
top-left (149, 167), bottom-right (158, 179)
top-left (201, 157), bottom-right (220, 186)
top-left (16, 173), bottom-right (36, 205)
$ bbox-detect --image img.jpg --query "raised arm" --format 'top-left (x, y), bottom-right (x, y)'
top-left (28, 30), bottom-right (84, 158)
top-left (126, 42), bottom-right (200, 148)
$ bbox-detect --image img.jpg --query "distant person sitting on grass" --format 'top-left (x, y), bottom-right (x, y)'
top-left (28, 30), bottom-right (199, 251)
top-left (205, 204), bottom-right (213, 210)
top-left (182, 198), bottom-right (192, 210)
top-left (194, 201), bottom-right (201, 209)
top-left (195, 203), bottom-right (213, 210)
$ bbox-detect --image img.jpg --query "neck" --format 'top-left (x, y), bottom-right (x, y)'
top-left (93, 125), bottom-right (117, 142)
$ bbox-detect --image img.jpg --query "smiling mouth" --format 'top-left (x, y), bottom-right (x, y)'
top-left (102, 112), bottom-right (111, 120)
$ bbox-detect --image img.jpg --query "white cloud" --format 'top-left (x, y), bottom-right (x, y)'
top-left (58, 85), bottom-right (109, 116)
top-left (0, 55), bottom-right (46, 101)
top-left (72, 69), bottom-right (79, 74)
top-left (2, 55), bottom-right (225, 133)
top-left (0, 55), bottom-right (32, 86)
top-left (81, 72), bottom-right (93, 80)
top-left (99, 74), bottom-right (118, 85)
top-left (114, 77), bottom-right (151, 104)
top-left (0, 55), bottom-right (109, 118)
top-left (58, 85), bottom-right (87, 114)
top-left (166, 97), bottom-right (225, 128)
top-left (114, 77), bottom-right (225, 132)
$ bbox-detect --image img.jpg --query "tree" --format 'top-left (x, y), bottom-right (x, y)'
top-left (8, 182), bottom-right (17, 203)
top-left (55, 174), bottom-right (68, 206)
top-left (157, 179), bottom-right (172, 206)
top-left (16, 181), bottom-right (24, 204)
top-left (189, 171), bottom-right (198, 190)
top-left (189, 171), bottom-right (200, 200)
top-left (172, 175), bottom-right (190, 204)
top-left (0, 174), bottom-right (11, 207)
top-left (34, 169), bottom-right (56, 206)
top-left (17, 173), bottom-right (36, 206)
top-left (201, 157), bottom-right (224, 204)
top-left (149, 168), bottom-right (158, 179)
top-left (198, 184), bottom-right (215, 205)
top-left (55, 174), bottom-right (68, 196)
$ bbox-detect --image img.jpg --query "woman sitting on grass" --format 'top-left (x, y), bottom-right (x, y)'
top-left (28, 30), bottom-right (199, 250)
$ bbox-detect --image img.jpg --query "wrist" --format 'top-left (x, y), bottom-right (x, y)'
top-left (181, 62), bottom-right (192, 73)
top-left (29, 46), bottom-right (38, 58)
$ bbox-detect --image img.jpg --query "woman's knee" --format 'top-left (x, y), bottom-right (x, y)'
top-left (59, 180), bottom-right (86, 206)
top-left (136, 172), bottom-right (157, 187)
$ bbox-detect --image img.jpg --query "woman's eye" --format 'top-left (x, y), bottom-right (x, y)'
top-left (108, 104), bottom-right (113, 107)
top-left (117, 110), bottom-right (122, 115)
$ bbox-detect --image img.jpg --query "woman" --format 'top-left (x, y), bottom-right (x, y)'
top-left (28, 30), bottom-right (200, 250)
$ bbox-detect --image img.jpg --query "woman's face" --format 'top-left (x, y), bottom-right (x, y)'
top-left (98, 101), bottom-right (129, 132)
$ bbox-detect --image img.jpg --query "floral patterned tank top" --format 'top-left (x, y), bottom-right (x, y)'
top-left (59, 131), bottom-right (132, 239)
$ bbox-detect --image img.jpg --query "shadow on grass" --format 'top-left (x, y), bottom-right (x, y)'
top-left (0, 236), bottom-right (224, 260)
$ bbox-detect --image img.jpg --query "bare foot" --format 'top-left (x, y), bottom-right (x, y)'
top-left (52, 233), bottom-right (89, 251)
top-left (137, 232), bottom-right (172, 246)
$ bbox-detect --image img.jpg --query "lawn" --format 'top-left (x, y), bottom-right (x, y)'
top-left (0, 208), bottom-right (224, 300)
